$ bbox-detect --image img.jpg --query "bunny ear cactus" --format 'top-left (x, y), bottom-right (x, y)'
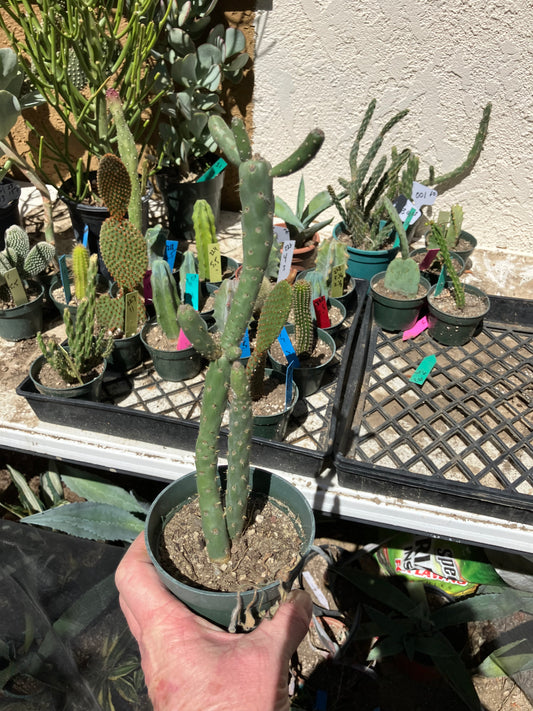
top-left (175, 115), bottom-right (324, 563)
top-left (382, 197), bottom-right (420, 298)
top-left (0, 225), bottom-right (55, 301)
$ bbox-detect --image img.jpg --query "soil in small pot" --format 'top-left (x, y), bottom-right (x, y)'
top-left (143, 323), bottom-right (187, 351)
top-left (0, 284), bottom-right (42, 311)
top-left (251, 377), bottom-right (288, 417)
top-left (372, 279), bottom-right (429, 300)
top-left (270, 336), bottom-right (333, 367)
top-left (159, 494), bottom-right (303, 592)
top-left (429, 288), bottom-right (488, 318)
top-left (35, 359), bottom-right (105, 389)
top-left (324, 303), bottom-right (343, 326)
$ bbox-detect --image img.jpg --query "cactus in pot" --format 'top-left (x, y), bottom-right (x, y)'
top-left (0, 225), bottom-right (55, 303)
top-left (427, 221), bottom-right (466, 309)
top-left (381, 197), bottom-right (421, 298)
top-left (174, 116), bottom-right (324, 563)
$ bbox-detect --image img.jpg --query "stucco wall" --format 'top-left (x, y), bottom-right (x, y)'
top-left (251, 0), bottom-right (533, 254)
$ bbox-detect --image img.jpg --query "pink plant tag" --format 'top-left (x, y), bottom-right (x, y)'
top-left (176, 329), bottom-right (192, 351)
top-left (418, 248), bottom-right (440, 271)
top-left (403, 315), bottom-right (429, 340)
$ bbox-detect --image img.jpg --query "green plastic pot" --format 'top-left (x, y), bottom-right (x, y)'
top-left (252, 369), bottom-right (299, 441)
top-left (333, 222), bottom-right (399, 282)
top-left (427, 284), bottom-right (490, 346)
top-left (370, 272), bottom-right (431, 333)
top-left (268, 324), bottom-right (336, 398)
top-left (29, 354), bottom-right (107, 401)
top-left (0, 282), bottom-right (44, 341)
top-left (145, 467), bottom-right (315, 629)
top-left (140, 319), bottom-right (203, 381)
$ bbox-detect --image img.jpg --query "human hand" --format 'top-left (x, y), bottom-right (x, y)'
top-left (115, 533), bottom-right (312, 711)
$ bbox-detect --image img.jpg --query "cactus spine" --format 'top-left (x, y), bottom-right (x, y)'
top-left (429, 222), bottom-right (465, 309)
top-left (292, 280), bottom-right (315, 358)
top-left (176, 115), bottom-right (324, 563)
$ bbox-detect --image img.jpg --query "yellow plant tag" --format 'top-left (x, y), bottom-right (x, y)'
top-left (124, 292), bottom-right (138, 337)
top-left (5, 268), bottom-right (28, 306)
top-left (208, 243), bottom-right (222, 283)
top-left (330, 264), bottom-right (345, 298)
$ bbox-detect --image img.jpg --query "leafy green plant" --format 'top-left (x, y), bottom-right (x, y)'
top-left (274, 176), bottom-right (333, 249)
top-left (0, 225), bottom-right (55, 302)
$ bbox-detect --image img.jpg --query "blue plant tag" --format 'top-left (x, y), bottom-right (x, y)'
top-left (410, 354), bottom-right (437, 385)
top-left (240, 329), bottom-right (251, 358)
top-left (58, 254), bottom-right (71, 304)
top-left (184, 273), bottom-right (199, 310)
top-left (165, 240), bottom-right (179, 270)
top-left (285, 360), bottom-right (295, 408)
top-left (277, 327), bottom-right (300, 368)
top-left (434, 264), bottom-right (447, 296)
top-left (197, 158), bottom-right (227, 183)
top-left (82, 225), bottom-right (89, 249)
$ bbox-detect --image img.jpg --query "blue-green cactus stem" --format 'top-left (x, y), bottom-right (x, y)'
top-left (225, 361), bottom-right (252, 540)
top-left (195, 357), bottom-right (232, 563)
top-left (193, 200), bottom-right (217, 282)
top-left (231, 116), bottom-right (252, 161)
top-left (178, 303), bottom-right (222, 361)
top-left (150, 258), bottom-right (181, 339)
top-left (271, 129), bottom-right (325, 178)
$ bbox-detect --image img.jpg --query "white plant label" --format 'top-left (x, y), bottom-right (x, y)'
top-left (395, 196), bottom-right (421, 225)
top-left (277, 239), bottom-right (295, 281)
top-left (411, 181), bottom-right (438, 209)
top-left (273, 225), bottom-right (290, 242)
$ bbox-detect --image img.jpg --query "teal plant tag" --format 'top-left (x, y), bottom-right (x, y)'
top-left (82, 225), bottom-right (89, 249)
top-left (165, 240), bottom-right (179, 270)
top-left (184, 273), bottom-right (199, 310)
top-left (197, 158), bottom-right (227, 183)
top-left (277, 327), bottom-right (300, 368)
top-left (285, 360), bottom-right (295, 408)
top-left (58, 255), bottom-right (71, 304)
top-left (410, 354), bottom-right (437, 385)
top-left (239, 329), bottom-right (251, 358)
top-left (434, 264), bottom-right (447, 296)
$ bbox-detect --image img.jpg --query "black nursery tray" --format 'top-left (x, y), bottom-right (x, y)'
top-left (17, 280), bottom-right (370, 478)
top-left (334, 294), bottom-right (533, 525)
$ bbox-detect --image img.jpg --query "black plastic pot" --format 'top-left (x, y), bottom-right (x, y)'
top-left (268, 324), bottom-right (336, 398)
top-left (252, 370), bottom-right (299, 441)
top-left (427, 284), bottom-right (490, 346)
top-left (370, 272), bottom-right (431, 332)
top-left (0, 178), bottom-right (21, 249)
top-left (140, 319), bottom-right (203, 381)
top-left (145, 467), bottom-right (315, 629)
top-left (155, 164), bottom-right (225, 241)
top-left (29, 354), bottom-right (107, 401)
top-left (0, 282), bottom-right (44, 341)
top-left (107, 331), bottom-right (146, 372)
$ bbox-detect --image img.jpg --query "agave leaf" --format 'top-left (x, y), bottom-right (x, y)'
top-left (60, 471), bottom-right (147, 513)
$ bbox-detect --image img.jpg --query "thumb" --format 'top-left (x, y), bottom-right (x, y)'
top-left (257, 589), bottom-right (312, 658)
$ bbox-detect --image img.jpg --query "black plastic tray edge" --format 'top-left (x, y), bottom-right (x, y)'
top-left (16, 279), bottom-right (370, 479)
top-left (333, 293), bottom-right (533, 523)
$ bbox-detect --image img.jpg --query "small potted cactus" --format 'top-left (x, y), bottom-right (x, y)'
top-left (0, 226), bottom-right (55, 341)
top-left (426, 221), bottom-right (490, 346)
top-left (424, 204), bottom-right (477, 263)
top-left (370, 197), bottom-right (431, 332)
top-left (145, 117), bottom-right (323, 629)
top-left (31, 253), bottom-right (113, 399)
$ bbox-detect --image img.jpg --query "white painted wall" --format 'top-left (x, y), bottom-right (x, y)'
top-left (251, 0), bottom-right (533, 254)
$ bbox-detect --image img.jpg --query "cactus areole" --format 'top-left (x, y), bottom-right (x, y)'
top-left (173, 117), bottom-right (324, 564)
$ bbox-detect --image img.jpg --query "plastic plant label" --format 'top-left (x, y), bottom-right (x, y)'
top-left (196, 157), bottom-right (227, 183)
top-left (184, 273), bottom-right (199, 310)
top-left (207, 243), bottom-right (222, 283)
top-left (176, 328), bottom-right (192, 351)
top-left (124, 292), bottom-right (138, 337)
top-left (239, 328), bottom-right (251, 358)
top-left (58, 255), bottom-right (72, 304)
top-left (418, 248), bottom-right (440, 271)
top-left (403, 315), bottom-right (429, 340)
top-left (313, 296), bottom-right (331, 328)
top-left (165, 240), bottom-right (179, 271)
top-left (277, 327), bottom-right (300, 368)
top-left (5, 268), bottom-right (27, 305)
top-left (143, 270), bottom-right (152, 303)
top-left (411, 181), bottom-right (438, 209)
top-left (82, 224), bottom-right (89, 249)
top-left (410, 354), bottom-right (436, 385)
top-left (330, 264), bottom-right (344, 298)
top-left (302, 571), bottom-right (330, 609)
top-left (274, 225), bottom-right (290, 242)
top-left (434, 264), bottom-right (447, 296)
top-left (277, 239), bottom-right (295, 282)
top-left (0, 180), bottom-right (21, 209)
top-left (285, 360), bottom-right (294, 408)
top-left (393, 195), bottom-right (421, 226)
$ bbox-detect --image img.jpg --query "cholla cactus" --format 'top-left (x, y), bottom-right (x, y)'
top-left (175, 116), bottom-right (324, 563)
top-left (0, 225), bottom-right (55, 301)
top-left (427, 222), bottom-right (465, 309)
top-left (96, 154), bottom-right (148, 335)
top-left (37, 254), bottom-right (113, 384)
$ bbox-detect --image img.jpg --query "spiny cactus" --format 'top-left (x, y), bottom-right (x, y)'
top-left (314, 236), bottom-right (348, 296)
top-left (292, 280), bottom-right (315, 358)
top-left (37, 254), bottom-right (113, 384)
top-left (428, 222), bottom-right (465, 309)
top-left (382, 197), bottom-right (420, 298)
top-left (246, 279), bottom-right (292, 401)
top-left (193, 200), bottom-right (217, 282)
top-left (72, 243), bottom-right (89, 301)
top-left (175, 116), bottom-right (324, 563)
top-left (0, 225), bottom-right (55, 301)
top-left (427, 204), bottom-right (464, 251)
